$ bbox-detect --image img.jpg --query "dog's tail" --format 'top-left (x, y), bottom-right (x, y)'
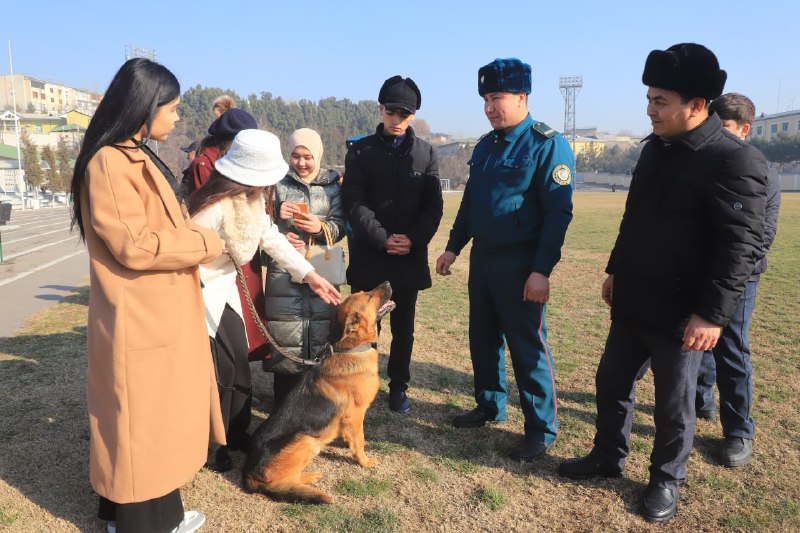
top-left (242, 474), bottom-right (332, 504)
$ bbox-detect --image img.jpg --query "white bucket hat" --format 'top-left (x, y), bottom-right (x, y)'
top-left (214, 129), bottom-right (289, 187)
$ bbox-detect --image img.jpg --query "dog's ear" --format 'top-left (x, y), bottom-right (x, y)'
top-left (334, 313), bottom-right (367, 349)
top-left (333, 311), bottom-right (380, 349)
top-left (328, 306), bottom-right (346, 344)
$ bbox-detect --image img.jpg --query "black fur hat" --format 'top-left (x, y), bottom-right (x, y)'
top-left (379, 76), bottom-right (421, 113)
top-left (478, 58), bottom-right (532, 96)
top-left (642, 43), bottom-right (727, 101)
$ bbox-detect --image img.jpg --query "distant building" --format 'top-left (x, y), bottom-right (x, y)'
top-left (751, 109), bottom-right (800, 141)
top-left (575, 127), bottom-right (598, 138)
top-left (434, 140), bottom-right (476, 157)
top-left (0, 143), bottom-right (24, 194)
top-left (0, 74), bottom-right (101, 115)
top-left (568, 126), bottom-right (640, 157)
top-left (570, 136), bottom-right (605, 157)
top-left (430, 132), bottom-right (453, 144)
top-left (0, 109), bottom-right (86, 150)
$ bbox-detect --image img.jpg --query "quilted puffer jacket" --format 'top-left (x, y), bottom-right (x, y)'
top-left (263, 168), bottom-right (345, 362)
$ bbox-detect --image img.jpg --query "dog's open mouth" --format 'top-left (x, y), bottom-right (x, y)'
top-left (378, 299), bottom-right (396, 318)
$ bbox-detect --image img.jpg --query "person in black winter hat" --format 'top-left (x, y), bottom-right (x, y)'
top-left (185, 108), bottom-right (258, 196)
top-left (558, 43), bottom-right (768, 524)
top-left (641, 43), bottom-right (727, 102)
top-left (342, 75), bottom-right (443, 414)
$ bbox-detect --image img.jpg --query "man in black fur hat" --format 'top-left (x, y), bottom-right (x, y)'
top-left (557, 43), bottom-right (768, 523)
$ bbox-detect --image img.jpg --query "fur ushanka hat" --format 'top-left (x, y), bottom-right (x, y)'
top-left (478, 58), bottom-right (532, 96)
top-left (642, 43), bottom-right (727, 101)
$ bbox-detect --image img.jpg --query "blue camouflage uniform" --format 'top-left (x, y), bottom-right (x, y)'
top-left (446, 113), bottom-right (574, 444)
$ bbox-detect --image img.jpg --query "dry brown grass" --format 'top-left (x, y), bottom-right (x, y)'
top-left (1, 192), bottom-right (798, 532)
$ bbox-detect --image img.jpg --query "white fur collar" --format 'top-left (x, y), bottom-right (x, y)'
top-left (219, 193), bottom-right (263, 266)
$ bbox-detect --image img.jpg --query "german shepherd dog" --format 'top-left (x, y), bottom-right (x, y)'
top-left (242, 282), bottom-right (395, 503)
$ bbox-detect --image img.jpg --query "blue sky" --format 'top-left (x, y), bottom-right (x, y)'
top-left (3, 1), bottom-right (799, 138)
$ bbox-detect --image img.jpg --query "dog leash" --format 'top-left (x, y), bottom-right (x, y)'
top-left (233, 260), bottom-right (326, 367)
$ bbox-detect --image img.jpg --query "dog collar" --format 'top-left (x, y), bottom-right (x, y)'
top-left (332, 342), bottom-right (374, 354)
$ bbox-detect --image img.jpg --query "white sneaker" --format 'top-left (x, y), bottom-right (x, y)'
top-left (172, 510), bottom-right (206, 533)
top-left (107, 522), bottom-right (116, 533)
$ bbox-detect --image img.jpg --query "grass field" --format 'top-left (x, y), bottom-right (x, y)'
top-left (1, 192), bottom-right (798, 532)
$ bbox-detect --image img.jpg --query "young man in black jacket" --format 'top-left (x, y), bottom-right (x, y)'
top-left (558, 44), bottom-right (768, 523)
top-left (694, 93), bottom-right (781, 467)
top-left (342, 76), bottom-right (443, 413)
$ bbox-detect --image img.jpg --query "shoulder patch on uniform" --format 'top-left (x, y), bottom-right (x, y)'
top-left (552, 164), bottom-right (572, 186)
top-left (533, 122), bottom-right (557, 139)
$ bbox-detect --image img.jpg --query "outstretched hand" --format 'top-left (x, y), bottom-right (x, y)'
top-left (304, 271), bottom-right (342, 305)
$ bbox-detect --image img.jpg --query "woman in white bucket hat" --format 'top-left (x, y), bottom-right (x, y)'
top-left (188, 129), bottom-right (341, 471)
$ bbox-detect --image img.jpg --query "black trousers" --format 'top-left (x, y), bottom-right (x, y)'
top-left (209, 304), bottom-right (252, 451)
top-left (353, 286), bottom-right (418, 391)
top-left (593, 318), bottom-right (702, 488)
top-left (98, 489), bottom-right (182, 533)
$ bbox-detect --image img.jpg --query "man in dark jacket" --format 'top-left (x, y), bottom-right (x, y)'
top-left (558, 44), bottom-right (768, 524)
top-left (342, 75), bottom-right (443, 414)
top-left (695, 93), bottom-right (781, 467)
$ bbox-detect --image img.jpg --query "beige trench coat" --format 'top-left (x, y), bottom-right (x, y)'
top-left (81, 144), bottom-right (226, 503)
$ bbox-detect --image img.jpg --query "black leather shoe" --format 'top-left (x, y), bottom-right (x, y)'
top-left (509, 437), bottom-right (554, 462)
top-left (641, 484), bottom-right (678, 523)
top-left (389, 389), bottom-right (410, 413)
top-left (205, 447), bottom-right (232, 473)
top-left (557, 454), bottom-right (623, 480)
top-left (696, 409), bottom-right (717, 422)
top-left (721, 437), bottom-right (753, 467)
top-left (452, 406), bottom-right (503, 428)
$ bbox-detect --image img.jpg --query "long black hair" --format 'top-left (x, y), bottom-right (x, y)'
top-left (70, 58), bottom-right (180, 239)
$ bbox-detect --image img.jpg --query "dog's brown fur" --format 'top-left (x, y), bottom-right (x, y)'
top-left (242, 282), bottom-right (394, 503)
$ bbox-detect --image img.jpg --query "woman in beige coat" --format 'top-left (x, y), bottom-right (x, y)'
top-left (71, 58), bottom-right (223, 533)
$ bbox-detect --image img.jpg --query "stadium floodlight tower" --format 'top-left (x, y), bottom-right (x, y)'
top-left (559, 75), bottom-right (583, 154)
top-left (125, 45), bottom-right (158, 62)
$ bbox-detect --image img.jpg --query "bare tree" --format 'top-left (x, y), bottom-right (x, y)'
top-left (413, 118), bottom-right (432, 140)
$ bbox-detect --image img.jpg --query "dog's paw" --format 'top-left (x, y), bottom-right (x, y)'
top-left (301, 471), bottom-right (323, 485)
top-left (358, 456), bottom-right (378, 468)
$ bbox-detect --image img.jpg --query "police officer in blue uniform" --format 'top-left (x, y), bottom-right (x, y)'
top-left (436, 58), bottom-right (574, 462)
top-left (557, 44), bottom-right (767, 524)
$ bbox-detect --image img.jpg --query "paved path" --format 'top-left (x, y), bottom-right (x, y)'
top-left (0, 206), bottom-right (88, 339)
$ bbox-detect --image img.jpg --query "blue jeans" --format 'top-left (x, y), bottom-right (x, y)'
top-left (695, 279), bottom-right (758, 440)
